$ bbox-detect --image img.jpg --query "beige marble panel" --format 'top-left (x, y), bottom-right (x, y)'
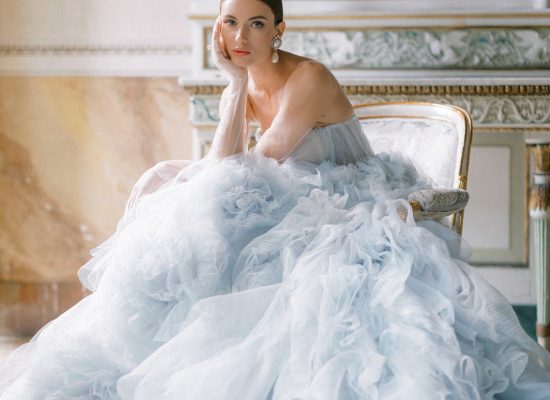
top-left (0, 281), bottom-right (88, 337)
top-left (0, 77), bottom-right (193, 283)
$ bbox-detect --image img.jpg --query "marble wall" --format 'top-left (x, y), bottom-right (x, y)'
top-left (0, 77), bottom-right (192, 335)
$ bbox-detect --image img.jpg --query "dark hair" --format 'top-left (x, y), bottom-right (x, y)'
top-left (221, 0), bottom-right (283, 26)
top-left (258, 0), bottom-right (283, 25)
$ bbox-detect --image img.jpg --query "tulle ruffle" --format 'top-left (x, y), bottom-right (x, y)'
top-left (1, 151), bottom-right (549, 400)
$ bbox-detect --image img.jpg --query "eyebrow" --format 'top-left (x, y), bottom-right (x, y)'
top-left (224, 14), bottom-right (268, 21)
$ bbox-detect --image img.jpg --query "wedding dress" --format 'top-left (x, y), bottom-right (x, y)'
top-left (1, 115), bottom-right (550, 399)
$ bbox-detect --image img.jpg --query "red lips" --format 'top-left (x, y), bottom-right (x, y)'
top-left (233, 49), bottom-right (251, 57)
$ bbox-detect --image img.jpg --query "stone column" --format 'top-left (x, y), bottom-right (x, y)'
top-left (528, 142), bottom-right (550, 350)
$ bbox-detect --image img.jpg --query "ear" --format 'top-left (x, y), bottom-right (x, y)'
top-left (276, 21), bottom-right (286, 37)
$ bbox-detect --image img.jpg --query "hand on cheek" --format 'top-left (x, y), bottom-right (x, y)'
top-left (211, 16), bottom-right (247, 81)
top-left (217, 19), bottom-right (228, 58)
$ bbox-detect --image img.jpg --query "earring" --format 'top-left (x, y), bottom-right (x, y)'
top-left (271, 35), bottom-right (282, 64)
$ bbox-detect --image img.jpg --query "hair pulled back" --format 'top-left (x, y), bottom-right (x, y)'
top-left (221, 0), bottom-right (284, 25)
top-left (259, 0), bottom-right (283, 25)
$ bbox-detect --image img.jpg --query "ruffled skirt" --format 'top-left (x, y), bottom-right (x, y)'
top-left (1, 153), bottom-right (549, 399)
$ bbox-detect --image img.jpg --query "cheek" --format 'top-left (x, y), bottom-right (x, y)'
top-left (220, 28), bottom-right (238, 48)
top-left (251, 33), bottom-right (272, 53)
top-left (220, 30), bottom-right (231, 45)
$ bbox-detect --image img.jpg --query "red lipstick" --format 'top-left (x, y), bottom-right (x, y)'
top-left (233, 49), bottom-right (251, 57)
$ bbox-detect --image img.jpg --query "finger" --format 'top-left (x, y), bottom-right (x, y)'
top-left (217, 21), bottom-right (228, 58)
top-left (220, 36), bottom-right (228, 58)
top-left (211, 19), bottom-right (219, 49)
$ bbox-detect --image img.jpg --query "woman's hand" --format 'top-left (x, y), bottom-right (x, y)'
top-left (125, 160), bottom-right (191, 212)
top-left (210, 17), bottom-right (247, 82)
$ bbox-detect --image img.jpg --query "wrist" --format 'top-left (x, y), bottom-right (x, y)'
top-left (228, 74), bottom-right (248, 86)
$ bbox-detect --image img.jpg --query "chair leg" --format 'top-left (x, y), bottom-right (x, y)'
top-left (528, 144), bottom-right (550, 350)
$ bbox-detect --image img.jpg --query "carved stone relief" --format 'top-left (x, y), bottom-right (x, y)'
top-left (206, 28), bottom-right (550, 70)
top-left (189, 92), bottom-right (550, 126)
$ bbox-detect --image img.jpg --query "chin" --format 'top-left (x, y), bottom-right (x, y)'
top-left (237, 56), bottom-right (270, 68)
top-left (231, 59), bottom-right (251, 68)
top-left (238, 61), bottom-right (262, 71)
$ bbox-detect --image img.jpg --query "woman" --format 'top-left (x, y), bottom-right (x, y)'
top-left (1, 0), bottom-right (550, 398)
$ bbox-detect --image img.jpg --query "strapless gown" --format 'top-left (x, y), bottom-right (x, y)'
top-left (1, 116), bottom-right (550, 399)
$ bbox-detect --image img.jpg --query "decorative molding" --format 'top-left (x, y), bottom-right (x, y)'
top-left (343, 85), bottom-right (550, 96)
top-left (0, 0), bottom-right (193, 75)
top-left (184, 85), bottom-right (226, 96)
top-left (183, 84), bottom-right (550, 96)
top-left (183, 86), bottom-right (550, 126)
top-left (191, 97), bottom-right (221, 124)
top-left (204, 28), bottom-right (550, 70)
top-left (285, 29), bottom-right (550, 69)
top-left (349, 96), bottom-right (550, 125)
top-left (189, 1), bottom-right (550, 20)
top-left (0, 44), bottom-right (192, 56)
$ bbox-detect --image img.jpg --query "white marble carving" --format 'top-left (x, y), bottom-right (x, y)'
top-left (188, 93), bottom-right (550, 127)
top-left (205, 29), bottom-right (550, 70)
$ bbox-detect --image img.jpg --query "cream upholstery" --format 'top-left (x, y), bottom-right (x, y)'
top-left (354, 102), bottom-right (473, 233)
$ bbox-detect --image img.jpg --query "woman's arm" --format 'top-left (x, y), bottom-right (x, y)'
top-left (207, 78), bottom-right (249, 159)
top-left (254, 62), bottom-right (336, 161)
top-left (206, 18), bottom-right (249, 160)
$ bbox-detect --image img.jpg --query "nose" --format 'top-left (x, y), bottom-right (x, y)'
top-left (235, 26), bottom-right (249, 44)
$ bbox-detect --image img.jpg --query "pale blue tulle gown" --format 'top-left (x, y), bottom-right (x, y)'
top-left (1, 115), bottom-right (550, 399)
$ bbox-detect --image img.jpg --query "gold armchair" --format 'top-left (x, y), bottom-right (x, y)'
top-left (353, 102), bottom-right (473, 234)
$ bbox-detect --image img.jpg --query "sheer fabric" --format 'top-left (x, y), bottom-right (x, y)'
top-left (1, 116), bottom-right (550, 400)
top-left (263, 115), bottom-right (374, 165)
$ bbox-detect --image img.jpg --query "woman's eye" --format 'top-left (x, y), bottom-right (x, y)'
top-left (224, 19), bottom-right (237, 26)
top-left (251, 21), bottom-right (264, 28)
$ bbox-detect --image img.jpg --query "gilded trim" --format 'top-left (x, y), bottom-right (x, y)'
top-left (184, 85), bottom-right (225, 95)
top-left (409, 200), bottom-right (422, 212)
top-left (458, 175), bottom-right (468, 190)
top-left (352, 101), bottom-right (472, 234)
top-left (529, 185), bottom-right (550, 212)
top-left (536, 323), bottom-right (550, 338)
top-left (475, 127), bottom-right (550, 132)
top-left (531, 144), bottom-right (550, 173)
top-left (529, 144), bottom-right (550, 213)
top-left (344, 85), bottom-right (550, 96)
top-left (183, 84), bottom-right (550, 96)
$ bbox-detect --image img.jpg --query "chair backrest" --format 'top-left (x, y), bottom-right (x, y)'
top-left (353, 101), bottom-right (473, 232)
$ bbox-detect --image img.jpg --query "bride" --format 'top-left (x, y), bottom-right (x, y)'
top-left (2, 0), bottom-right (550, 398)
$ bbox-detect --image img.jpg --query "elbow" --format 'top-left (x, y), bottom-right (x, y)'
top-left (253, 142), bottom-right (286, 163)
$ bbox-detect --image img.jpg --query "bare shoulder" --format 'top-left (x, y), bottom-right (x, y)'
top-left (282, 57), bottom-right (352, 124)
top-left (287, 59), bottom-right (335, 90)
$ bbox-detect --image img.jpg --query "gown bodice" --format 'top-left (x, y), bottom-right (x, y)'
top-left (256, 115), bottom-right (375, 165)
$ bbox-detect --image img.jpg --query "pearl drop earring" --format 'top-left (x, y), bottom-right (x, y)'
top-left (271, 35), bottom-right (282, 64)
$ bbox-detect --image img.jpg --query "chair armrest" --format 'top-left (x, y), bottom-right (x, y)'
top-left (408, 188), bottom-right (469, 220)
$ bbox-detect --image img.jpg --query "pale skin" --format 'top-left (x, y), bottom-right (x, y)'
top-left (214, 0), bottom-right (354, 161)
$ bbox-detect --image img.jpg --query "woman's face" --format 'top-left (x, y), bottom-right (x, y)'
top-left (219, 0), bottom-right (282, 67)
